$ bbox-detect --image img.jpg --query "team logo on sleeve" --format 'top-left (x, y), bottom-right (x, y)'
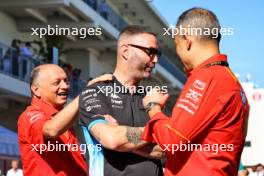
top-left (177, 79), bottom-right (207, 115)
top-left (193, 79), bottom-right (206, 90)
top-left (185, 89), bottom-right (202, 102)
top-left (27, 111), bottom-right (44, 124)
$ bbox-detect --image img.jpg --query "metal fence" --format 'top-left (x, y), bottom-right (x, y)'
top-left (0, 43), bottom-right (44, 81)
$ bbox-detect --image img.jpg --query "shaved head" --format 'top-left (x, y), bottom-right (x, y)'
top-left (176, 7), bottom-right (221, 43)
top-left (117, 25), bottom-right (156, 47)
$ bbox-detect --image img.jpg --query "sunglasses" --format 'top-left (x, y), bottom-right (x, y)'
top-left (128, 44), bottom-right (162, 58)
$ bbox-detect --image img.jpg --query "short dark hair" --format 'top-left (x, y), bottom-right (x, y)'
top-left (119, 25), bottom-right (157, 38)
top-left (25, 42), bottom-right (31, 47)
top-left (176, 7), bottom-right (221, 42)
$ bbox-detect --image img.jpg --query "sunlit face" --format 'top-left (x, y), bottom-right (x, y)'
top-left (127, 33), bottom-right (160, 79)
top-left (34, 66), bottom-right (69, 110)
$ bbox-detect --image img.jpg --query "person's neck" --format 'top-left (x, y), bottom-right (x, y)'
top-left (191, 47), bottom-right (220, 69)
top-left (113, 69), bottom-right (139, 87)
top-left (37, 97), bottom-right (63, 111)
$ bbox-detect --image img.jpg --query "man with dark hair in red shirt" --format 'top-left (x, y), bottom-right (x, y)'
top-left (18, 64), bottom-right (87, 175)
top-left (142, 7), bottom-right (249, 176)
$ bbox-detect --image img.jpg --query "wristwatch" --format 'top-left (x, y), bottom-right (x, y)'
top-left (145, 102), bottom-right (161, 113)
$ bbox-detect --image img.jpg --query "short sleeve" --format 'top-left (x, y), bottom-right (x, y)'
top-left (79, 86), bottom-right (112, 128)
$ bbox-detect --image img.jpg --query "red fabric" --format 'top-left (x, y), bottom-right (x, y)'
top-left (142, 54), bottom-right (249, 176)
top-left (18, 97), bottom-right (87, 176)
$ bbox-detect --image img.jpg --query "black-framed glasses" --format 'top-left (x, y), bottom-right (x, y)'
top-left (128, 44), bottom-right (162, 58)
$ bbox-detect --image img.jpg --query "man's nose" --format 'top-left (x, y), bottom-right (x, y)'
top-left (61, 80), bottom-right (69, 89)
top-left (152, 55), bottom-right (159, 63)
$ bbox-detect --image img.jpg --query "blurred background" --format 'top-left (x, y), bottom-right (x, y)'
top-left (0, 0), bottom-right (262, 175)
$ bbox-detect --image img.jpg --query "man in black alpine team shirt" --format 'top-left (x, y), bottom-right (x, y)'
top-left (79, 25), bottom-right (164, 176)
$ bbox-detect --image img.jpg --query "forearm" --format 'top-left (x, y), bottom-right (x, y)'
top-left (114, 126), bottom-right (147, 152)
top-left (43, 96), bottom-right (79, 138)
top-left (90, 123), bottom-right (146, 151)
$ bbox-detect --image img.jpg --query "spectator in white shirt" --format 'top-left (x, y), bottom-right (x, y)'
top-left (6, 160), bottom-right (23, 176)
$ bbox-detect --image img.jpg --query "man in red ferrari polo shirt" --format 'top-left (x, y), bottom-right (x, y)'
top-left (18, 64), bottom-right (87, 175)
top-left (142, 8), bottom-right (249, 176)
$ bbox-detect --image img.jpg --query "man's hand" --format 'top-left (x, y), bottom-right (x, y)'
top-left (143, 88), bottom-right (169, 108)
top-left (104, 114), bottom-right (118, 126)
top-left (133, 143), bottom-right (166, 160)
top-left (87, 74), bottom-right (113, 86)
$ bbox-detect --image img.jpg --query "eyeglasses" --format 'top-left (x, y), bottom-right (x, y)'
top-left (128, 44), bottom-right (162, 58)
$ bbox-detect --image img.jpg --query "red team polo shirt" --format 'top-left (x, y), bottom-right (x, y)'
top-left (18, 97), bottom-right (87, 176)
top-left (142, 54), bottom-right (249, 176)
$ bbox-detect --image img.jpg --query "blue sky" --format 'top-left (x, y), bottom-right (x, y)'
top-left (152, 0), bottom-right (264, 87)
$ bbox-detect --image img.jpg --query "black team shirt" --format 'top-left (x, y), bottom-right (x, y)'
top-left (79, 77), bottom-right (163, 176)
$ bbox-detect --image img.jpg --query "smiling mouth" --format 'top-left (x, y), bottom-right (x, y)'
top-left (145, 65), bottom-right (154, 71)
top-left (57, 92), bottom-right (68, 97)
top-left (146, 67), bottom-right (152, 70)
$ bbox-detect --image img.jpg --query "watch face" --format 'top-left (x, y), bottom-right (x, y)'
top-left (145, 102), bottom-right (160, 112)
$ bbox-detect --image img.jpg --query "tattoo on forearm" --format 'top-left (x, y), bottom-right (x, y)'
top-left (126, 127), bottom-right (142, 145)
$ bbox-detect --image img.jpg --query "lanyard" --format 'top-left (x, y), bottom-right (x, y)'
top-left (205, 61), bottom-right (229, 68)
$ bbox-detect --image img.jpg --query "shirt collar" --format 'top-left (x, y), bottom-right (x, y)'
top-left (187, 54), bottom-right (227, 77)
top-left (31, 97), bottom-right (58, 116)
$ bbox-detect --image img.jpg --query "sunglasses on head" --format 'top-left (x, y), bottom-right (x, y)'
top-left (128, 44), bottom-right (162, 58)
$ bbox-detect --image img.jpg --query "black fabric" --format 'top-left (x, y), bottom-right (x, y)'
top-left (79, 77), bottom-right (163, 176)
top-left (72, 122), bottom-right (89, 176)
top-left (205, 61), bottom-right (229, 68)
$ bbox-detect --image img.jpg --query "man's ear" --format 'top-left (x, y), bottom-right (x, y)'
top-left (31, 84), bottom-right (40, 98)
top-left (183, 34), bottom-right (192, 51)
top-left (121, 45), bottom-right (129, 61)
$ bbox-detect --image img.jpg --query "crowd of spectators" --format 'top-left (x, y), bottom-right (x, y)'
top-left (1, 39), bottom-right (40, 80)
top-left (0, 39), bottom-right (85, 98)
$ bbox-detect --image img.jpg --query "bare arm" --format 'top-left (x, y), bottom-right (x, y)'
top-left (43, 96), bottom-right (79, 138)
top-left (90, 123), bottom-right (147, 152)
top-left (90, 123), bottom-right (165, 158)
